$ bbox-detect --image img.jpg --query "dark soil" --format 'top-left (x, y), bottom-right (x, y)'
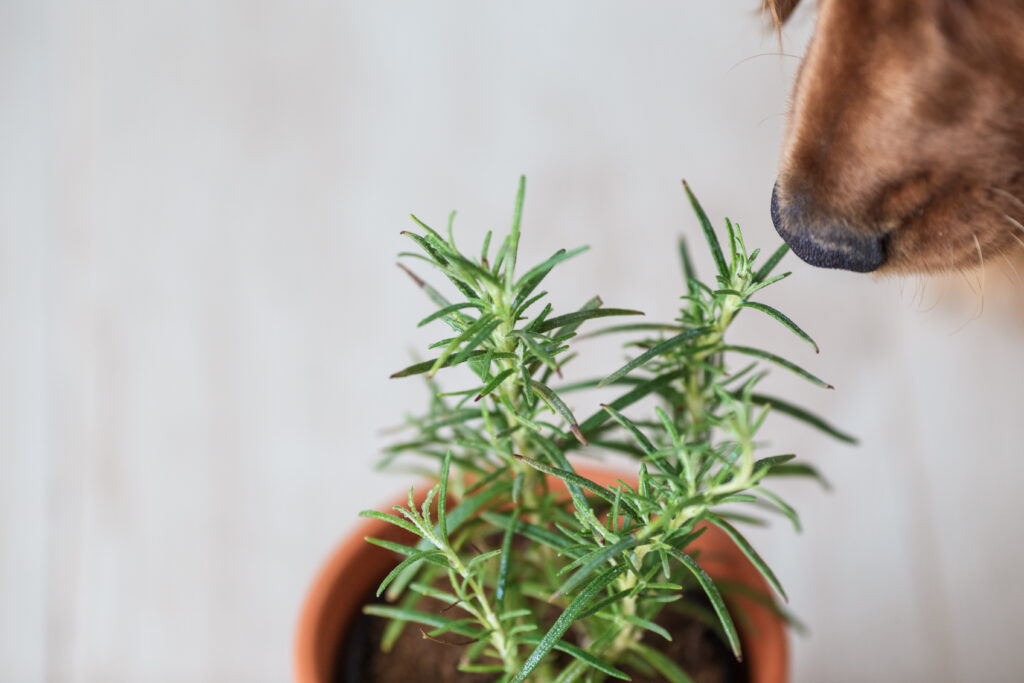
top-left (336, 591), bottom-right (747, 683)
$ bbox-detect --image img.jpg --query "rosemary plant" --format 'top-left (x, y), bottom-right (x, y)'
top-left (361, 177), bottom-right (852, 682)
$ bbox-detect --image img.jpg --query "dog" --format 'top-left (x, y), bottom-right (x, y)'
top-left (765, 0), bottom-right (1024, 277)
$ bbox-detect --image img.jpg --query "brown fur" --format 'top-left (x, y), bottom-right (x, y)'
top-left (766, 0), bottom-right (1024, 275)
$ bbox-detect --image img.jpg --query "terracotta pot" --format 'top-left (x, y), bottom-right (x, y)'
top-left (295, 465), bottom-right (788, 682)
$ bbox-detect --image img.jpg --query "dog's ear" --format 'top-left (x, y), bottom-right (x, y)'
top-left (762, 0), bottom-right (802, 27)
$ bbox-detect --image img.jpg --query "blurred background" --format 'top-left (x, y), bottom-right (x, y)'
top-left (5, 1), bottom-right (1024, 681)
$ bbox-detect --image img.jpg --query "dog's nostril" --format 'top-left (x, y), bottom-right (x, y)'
top-left (770, 182), bottom-right (886, 273)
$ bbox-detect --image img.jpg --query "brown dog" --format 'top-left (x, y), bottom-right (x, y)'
top-left (766, 0), bottom-right (1024, 276)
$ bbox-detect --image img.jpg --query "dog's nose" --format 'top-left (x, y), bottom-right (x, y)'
top-left (770, 182), bottom-right (886, 273)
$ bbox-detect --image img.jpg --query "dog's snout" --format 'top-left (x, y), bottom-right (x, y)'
top-left (770, 183), bottom-right (886, 273)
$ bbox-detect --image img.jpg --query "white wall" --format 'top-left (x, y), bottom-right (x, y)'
top-left (3, 1), bottom-right (1023, 681)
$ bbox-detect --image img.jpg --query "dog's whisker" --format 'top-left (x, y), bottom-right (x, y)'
top-left (916, 277), bottom-right (932, 312)
top-left (757, 112), bottom-right (788, 127)
top-left (913, 278), bottom-right (929, 309)
top-left (959, 268), bottom-right (975, 295)
top-left (948, 314), bottom-right (973, 336)
top-left (999, 248), bottom-right (1023, 287)
top-left (922, 276), bottom-right (936, 311)
top-left (957, 266), bottom-right (981, 301)
top-left (922, 275), bottom-right (935, 308)
top-left (976, 268), bottom-right (986, 319)
top-left (948, 269), bottom-right (984, 334)
top-left (728, 52), bottom-right (802, 73)
top-left (918, 274), bottom-right (940, 311)
top-left (1007, 230), bottom-right (1024, 254)
top-left (993, 187), bottom-right (1024, 214)
top-left (913, 276), bottom-right (926, 311)
top-left (919, 276), bottom-right (947, 313)
top-left (972, 232), bottom-right (986, 291)
top-left (968, 259), bottom-right (986, 321)
top-left (1003, 213), bottom-right (1024, 235)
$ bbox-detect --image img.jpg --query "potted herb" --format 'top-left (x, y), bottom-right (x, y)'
top-left (296, 178), bottom-right (851, 682)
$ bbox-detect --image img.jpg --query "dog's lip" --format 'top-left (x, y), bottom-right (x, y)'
top-left (771, 183), bottom-right (889, 273)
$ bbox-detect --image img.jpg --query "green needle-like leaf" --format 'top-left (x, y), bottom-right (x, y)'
top-left (519, 634), bottom-right (630, 680)
top-left (723, 345), bottom-right (834, 389)
top-left (376, 549), bottom-right (449, 597)
top-left (364, 536), bottom-right (419, 557)
top-left (358, 509), bottom-right (421, 537)
top-left (531, 381), bottom-right (586, 444)
top-left (678, 236), bottom-right (698, 297)
top-left (682, 180), bottom-right (728, 279)
top-left (417, 301), bottom-right (485, 328)
top-left (745, 392), bottom-right (857, 443)
top-left (480, 230), bottom-right (492, 263)
top-left (599, 404), bottom-right (658, 458)
top-left (555, 536), bottom-right (640, 599)
top-left (548, 296), bottom-right (602, 337)
top-left (753, 243), bottom-right (790, 283)
top-left (577, 368), bottom-right (686, 436)
top-left (396, 262), bottom-right (453, 310)
top-left (438, 451), bottom-right (451, 541)
top-left (764, 462), bottom-right (832, 488)
top-left (475, 368), bottom-right (515, 401)
top-left (724, 217), bottom-right (739, 266)
top-left (600, 327), bottom-right (714, 387)
top-left (401, 230), bottom-right (480, 299)
top-left (436, 481), bottom-right (512, 539)
top-left (513, 454), bottom-right (640, 521)
top-left (666, 547), bottom-right (742, 659)
top-left (623, 614), bottom-right (673, 642)
top-left (752, 453), bottom-right (797, 477)
top-left (740, 301), bottom-right (819, 353)
top-left (480, 511), bottom-right (577, 554)
top-left (534, 307), bottom-right (644, 334)
top-left (628, 642), bottom-right (696, 683)
top-left (431, 315), bottom-right (497, 373)
top-left (513, 246), bottom-right (589, 308)
top-left (746, 271), bottom-right (792, 296)
top-left (407, 213), bottom-right (446, 242)
top-left (581, 322), bottom-right (685, 339)
top-left (511, 565), bottom-right (629, 683)
top-left (512, 331), bottom-right (563, 377)
top-left (364, 604), bottom-right (485, 639)
top-left (707, 514), bottom-right (787, 602)
top-left (504, 176), bottom-right (526, 290)
top-left (446, 210), bottom-right (457, 248)
top-left (390, 350), bottom-right (516, 379)
top-left (496, 499), bottom-right (521, 609)
top-left (755, 487), bottom-right (803, 531)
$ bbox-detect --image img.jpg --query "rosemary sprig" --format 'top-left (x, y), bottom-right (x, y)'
top-left (363, 177), bottom-right (850, 681)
